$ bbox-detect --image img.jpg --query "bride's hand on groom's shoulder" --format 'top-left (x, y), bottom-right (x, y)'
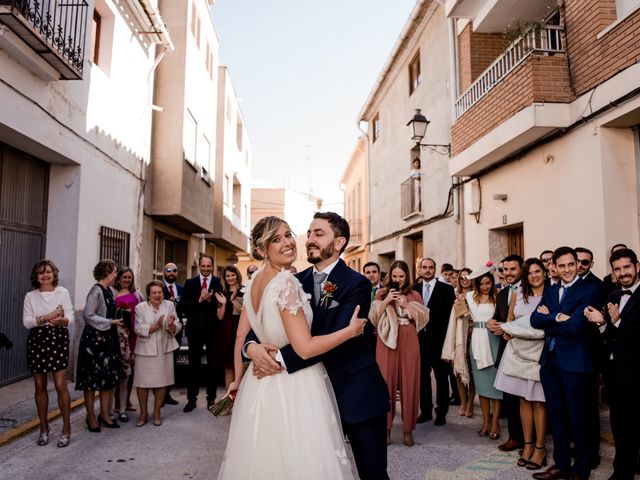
top-left (349, 306), bottom-right (367, 337)
top-left (247, 343), bottom-right (283, 377)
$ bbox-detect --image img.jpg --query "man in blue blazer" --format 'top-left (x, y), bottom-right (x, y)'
top-left (247, 212), bottom-right (390, 480)
top-left (531, 246), bottom-right (599, 480)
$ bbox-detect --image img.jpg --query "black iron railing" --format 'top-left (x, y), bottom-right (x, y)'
top-left (100, 226), bottom-right (131, 267)
top-left (0, 0), bottom-right (88, 76)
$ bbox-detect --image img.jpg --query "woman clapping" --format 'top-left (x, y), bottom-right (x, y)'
top-left (133, 281), bottom-right (181, 427)
top-left (23, 260), bottom-right (74, 447)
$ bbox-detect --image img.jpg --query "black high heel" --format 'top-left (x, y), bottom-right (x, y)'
top-left (517, 442), bottom-right (534, 467)
top-left (98, 415), bottom-right (120, 429)
top-left (85, 418), bottom-right (100, 433)
top-left (525, 446), bottom-right (548, 470)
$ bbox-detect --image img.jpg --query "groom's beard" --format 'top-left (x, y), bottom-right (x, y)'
top-left (307, 243), bottom-right (335, 264)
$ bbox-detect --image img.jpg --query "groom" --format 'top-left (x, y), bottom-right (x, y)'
top-left (247, 212), bottom-right (390, 480)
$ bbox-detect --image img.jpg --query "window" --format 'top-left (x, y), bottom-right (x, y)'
top-left (226, 97), bottom-right (232, 123)
top-left (154, 231), bottom-right (187, 283)
top-left (199, 134), bottom-right (211, 178)
top-left (409, 52), bottom-right (421, 95)
top-left (184, 110), bottom-right (197, 165)
top-left (236, 120), bottom-right (243, 151)
top-left (372, 113), bottom-right (381, 143)
top-left (223, 174), bottom-right (230, 205)
top-left (99, 226), bottom-right (130, 267)
top-left (90, 10), bottom-right (101, 65)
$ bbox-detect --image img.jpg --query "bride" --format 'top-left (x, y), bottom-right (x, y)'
top-left (217, 216), bottom-right (365, 479)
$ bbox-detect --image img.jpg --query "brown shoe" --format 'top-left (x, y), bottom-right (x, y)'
top-left (532, 465), bottom-right (570, 480)
top-left (498, 438), bottom-right (523, 451)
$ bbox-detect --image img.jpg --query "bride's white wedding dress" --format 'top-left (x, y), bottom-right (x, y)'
top-left (217, 270), bottom-right (354, 480)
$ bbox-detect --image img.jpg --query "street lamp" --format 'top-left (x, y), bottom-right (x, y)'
top-left (406, 109), bottom-right (451, 157)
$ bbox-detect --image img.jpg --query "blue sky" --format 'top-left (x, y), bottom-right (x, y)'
top-left (211, 0), bottom-right (417, 212)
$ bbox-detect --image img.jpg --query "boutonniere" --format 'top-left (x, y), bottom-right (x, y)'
top-left (320, 281), bottom-right (338, 307)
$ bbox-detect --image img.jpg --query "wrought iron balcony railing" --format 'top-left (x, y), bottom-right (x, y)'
top-left (0, 0), bottom-right (88, 79)
top-left (349, 219), bottom-right (363, 242)
top-left (401, 175), bottom-right (421, 219)
top-left (454, 24), bottom-right (565, 119)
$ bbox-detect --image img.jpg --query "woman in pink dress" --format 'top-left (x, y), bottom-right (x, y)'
top-left (113, 267), bottom-right (144, 421)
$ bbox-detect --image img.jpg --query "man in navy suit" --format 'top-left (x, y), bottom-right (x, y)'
top-left (247, 212), bottom-right (390, 480)
top-left (531, 246), bottom-right (599, 480)
top-left (178, 255), bottom-right (223, 413)
top-left (585, 248), bottom-right (640, 480)
top-left (162, 262), bottom-right (184, 406)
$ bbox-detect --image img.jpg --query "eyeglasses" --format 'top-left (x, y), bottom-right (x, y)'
top-left (577, 259), bottom-right (591, 267)
top-left (497, 267), bottom-right (504, 272)
top-left (541, 258), bottom-right (552, 263)
top-left (164, 268), bottom-right (178, 273)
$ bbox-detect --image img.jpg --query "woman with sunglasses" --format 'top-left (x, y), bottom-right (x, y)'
top-left (442, 268), bottom-right (476, 417)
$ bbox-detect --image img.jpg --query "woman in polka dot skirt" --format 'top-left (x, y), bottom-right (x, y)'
top-left (23, 260), bottom-right (75, 448)
top-left (75, 259), bottom-right (125, 432)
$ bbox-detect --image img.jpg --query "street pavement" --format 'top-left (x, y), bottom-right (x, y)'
top-left (0, 387), bottom-right (618, 480)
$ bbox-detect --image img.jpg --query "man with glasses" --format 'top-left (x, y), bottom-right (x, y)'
top-left (575, 247), bottom-right (602, 288)
top-left (162, 262), bottom-right (184, 406)
top-left (541, 250), bottom-right (560, 286)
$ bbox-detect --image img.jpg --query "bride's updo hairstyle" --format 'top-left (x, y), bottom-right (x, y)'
top-left (250, 216), bottom-right (291, 261)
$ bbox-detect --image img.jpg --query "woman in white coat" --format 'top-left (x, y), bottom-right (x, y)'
top-left (133, 280), bottom-right (181, 426)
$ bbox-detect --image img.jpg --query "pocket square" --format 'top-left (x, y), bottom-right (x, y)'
top-left (329, 300), bottom-right (340, 309)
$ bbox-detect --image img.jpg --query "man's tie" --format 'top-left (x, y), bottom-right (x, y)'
top-left (169, 284), bottom-right (175, 298)
top-left (620, 290), bottom-right (632, 296)
top-left (559, 284), bottom-right (570, 302)
top-left (314, 272), bottom-right (328, 306)
top-left (423, 283), bottom-right (431, 306)
top-left (202, 277), bottom-right (208, 290)
top-left (508, 284), bottom-right (517, 306)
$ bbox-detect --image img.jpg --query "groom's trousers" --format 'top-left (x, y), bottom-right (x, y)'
top-left (343, 414), bottom-right (389, 480)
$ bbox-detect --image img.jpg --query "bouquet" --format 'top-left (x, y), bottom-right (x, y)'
top-left (208, 387), bottom-right (238, 417)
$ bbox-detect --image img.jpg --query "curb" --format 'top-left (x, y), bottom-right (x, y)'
top-left (0, 396), bottom-right (86, 447)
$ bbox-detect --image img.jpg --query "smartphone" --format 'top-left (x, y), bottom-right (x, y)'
top-left (389, 281), bottom-right (400, 291)
top-left (236, 291), bottom-right (244, 298)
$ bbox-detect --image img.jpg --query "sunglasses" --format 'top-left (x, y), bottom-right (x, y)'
top-left (164, 268), bottom-right (178, 273)
top-left (577, 259), bottom-right (591, 267)
top-left (541, 258), bottom-right (552, 263)
top-left (497, 267), bottom-right (504, 272)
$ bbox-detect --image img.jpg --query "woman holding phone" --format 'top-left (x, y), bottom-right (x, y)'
top-left (369, 260), bottom-right (429, 447)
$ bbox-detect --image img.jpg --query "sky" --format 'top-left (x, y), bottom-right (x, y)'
top-left (211, 0), bottom-right (418, 213)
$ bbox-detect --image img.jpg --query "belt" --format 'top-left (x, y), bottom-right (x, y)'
top-left (473, 322), bottom-right (487, 328)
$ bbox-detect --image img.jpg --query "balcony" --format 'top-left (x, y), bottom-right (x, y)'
top-left (450, 24), bottom-right (573, 176)
top-left (0, 0), bottom-right (88, 79)
top-left (401, 175), bottom-right (421, 219)
top-left (455, 25), bottom-right (564, 119)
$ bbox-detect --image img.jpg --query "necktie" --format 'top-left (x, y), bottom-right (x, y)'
top-left (169, 285), bottom-right (175, 298)
top-left (508, 285), bottom-right (517, 306)
top-left (314, 272), bottom-right (328, 306)
top-left (559, 284), bottom-right (569, 302)
top-left (620, 290), bottom-right (632, 296)
top-left (202, 277), bottom-right (208, 290)
top-left (423, 283), bottom-right (431, 306)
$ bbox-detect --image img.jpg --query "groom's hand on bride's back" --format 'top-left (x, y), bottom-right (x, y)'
top-left (247, 343), bottom-right (283, 377)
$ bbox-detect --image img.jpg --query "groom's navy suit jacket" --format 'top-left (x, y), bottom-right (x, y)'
top-left (531, 277), bottom-right (599, 373)
top-left (280, 259), bottom-right (390, 425)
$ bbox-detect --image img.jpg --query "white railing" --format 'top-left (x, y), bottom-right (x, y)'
top-left (454, 25), bottom-right (565, 119)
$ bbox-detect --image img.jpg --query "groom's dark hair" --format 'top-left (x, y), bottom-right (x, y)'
top-left (314, 212), bottom-right (350, 254)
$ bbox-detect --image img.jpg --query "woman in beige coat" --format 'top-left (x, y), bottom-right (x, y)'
top-left (369, 260), bottom-right (429, 447)
top-left (133, 280), bottom-right (181, 426)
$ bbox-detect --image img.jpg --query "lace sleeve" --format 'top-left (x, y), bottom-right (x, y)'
top-left (273, 273), bottom-right (311, 315)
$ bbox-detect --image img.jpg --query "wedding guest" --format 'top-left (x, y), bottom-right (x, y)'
top-left (246, 264), bottom-right (259, 279)
top-left (603, 243), bottom-right (627, 297)
top-left (162, 262), bottom-right (183, 406)
top-left (213, 266), bottom-right (244, 391)
top-left (111, 267), bottom-right (143, 422)
top-left (369, 260), bottom-right (428, 447)
top-left (487, 255), bottom-right (525, 453)
top-left (496, 262), bottom-right (506, 290)
top-left (76, 259), bottom-right (124, 432)
top-left (442, 268), bottom-right (476, 417)
top-left (440, 263), bottom-right (454, 285)
top-left (585, 248), bottom-right (640, 480)
top-left (531, 246), bottom-right (599, 480)
top-left (540, 250), bottom-right (554, 276)
top-left (364, 261), bottom-right (383, 301)
top-left (449, 269), bottom-right (460, 290)
top-left (23, 260), bottom-right (74, 447)
top-left (414, 258), bottom-right (456, 426)
top-left (494, 258), bottom-right (547, 470)
top-left (410, 158), bottom-right (421, 212)
top-left (133, 281), bottom-right (182, 426)
top-left (178, 254), bottom-right (223, 412)
top-left (467, 264), bottom-right (502, 440)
